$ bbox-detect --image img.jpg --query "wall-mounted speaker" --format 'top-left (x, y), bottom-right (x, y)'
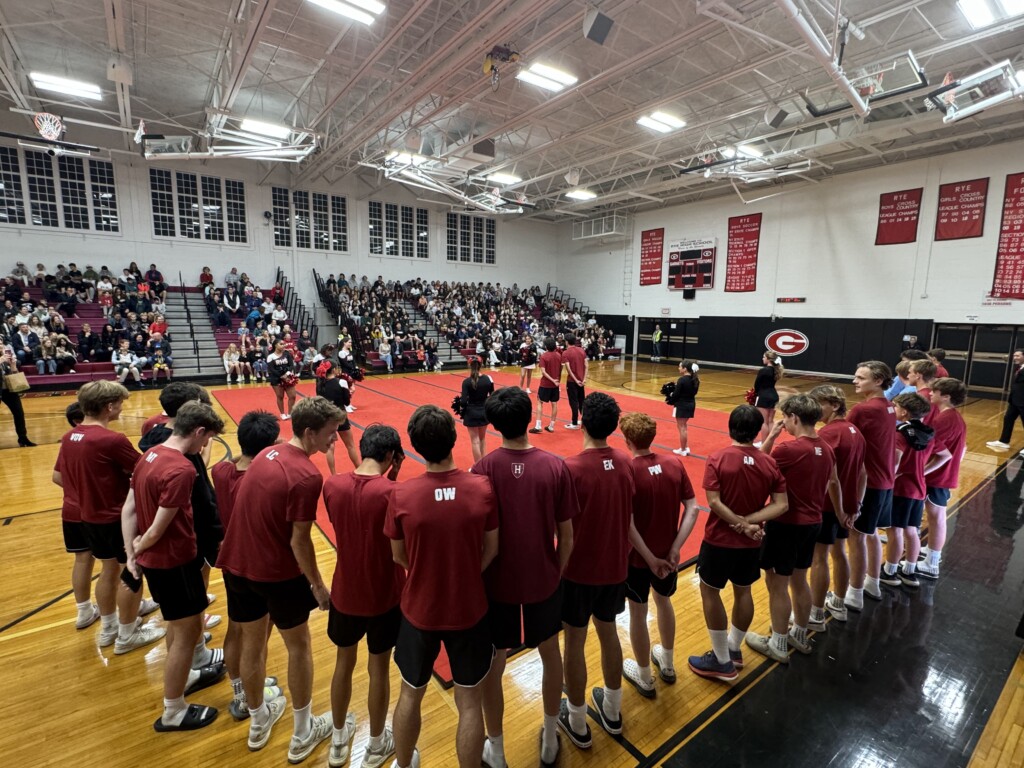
top-left (583, 10), bottom-right (614, 45)
top-left (683, 289), bottom-right (696, 300)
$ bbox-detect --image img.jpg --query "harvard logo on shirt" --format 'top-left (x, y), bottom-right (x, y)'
top-left (512, 463), bottom-right (524, 478)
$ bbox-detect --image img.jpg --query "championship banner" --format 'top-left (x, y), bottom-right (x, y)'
top-left (875, 187), bottom-right (923, 245)
top-left (990, 172), bottom-right (1024, 299)
top-left (639, 228), bottom-right (665, 285)
top-left (667, 237), bottom-right (716, 290)
top-left (725, 213), bottom-right (761, 293)
top-left (935, 177), bottom-right (989, 241)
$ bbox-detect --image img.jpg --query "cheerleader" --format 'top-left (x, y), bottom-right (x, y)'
top-left (753, 350), bottom-right (784, 444)
top-left (461, 357), bottom-right (494, 462)
top-left (319, 362), bottom-right (360, 474)
top-left (668, 360), bottom-right (699, 456)
top-left (518, 333), bottom-right (538, 393)
top-left (266, 338), bottom-right (298, 419)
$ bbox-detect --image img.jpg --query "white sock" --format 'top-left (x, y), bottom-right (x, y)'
top-left (927, 549), bottom-right (941, 567)
top-left (293, 701), bottom-right (312, 740)
top-left (192, 637), bottom-right (210, 668)
top-left (603, 686), bottom-right (621, 720)
top-left (541, 714), bottom-right (558, 762)
top-left (162, 696), bottom-right (187, 726)
top-left (117, 620), bottom-right (137, 641)
top-left (883, 562), bottom-right (898, 576)
top-left (709, 629), bottom-right (729, 663)
top-left (567, 700), bottom-right (587, 733)
top-left (250, 701), bottom-right (270, 726)
top-left (369, 730), bottom-right (385, 751)
top-left (101, 612), bottom-right (117, 631)
top-left (865, 576), bottom-right (880, 592)
top-left (727, 625), bottom-right (745, 652)
top-left (904, 560), bottom-right (917, 575)
top-left (770, 631), bottom-right (788, 655)
top-left (638, 664), bottom-right (653, 684)
top-left (332, 722), bottom-right (351, 746)
top-left (849, 587), bottom-right (864, 600)
top-left (535, 419), bottom-right (542, 429)
top-left (231, 677), bottom-right (244, 697)
top-left (483, 734), bottom-right (505, 766)
top-left (791, 624), bottom-right (808, 645)
top-left (660, 647), bottom-right (675, 669)
top-left (810, 606), bottom-right (825, 623)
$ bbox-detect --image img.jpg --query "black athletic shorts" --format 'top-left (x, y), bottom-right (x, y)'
top-left (890, 496), bottom-right (925, 529)
top-left (760, 521), bottom-right (820, 576)
top-left (560, 579), bottom-right (625, 627)
top-left (816, 510), bottom-right (850, 545)
top-left (81, 520), bottom-right (126, 563)
top-left (488, 583), bottom-right (563, 649)
top-left (394, 616), bottom-right (494, 689)
top-left (63, 521), bottom-right (90, 553)
top-left (625, 565), bottom-right (678, 603)
top-left (926, 486), bottom-right (951, 507)
top-left (338, 419), bottom-right (351, 433)
top-left (145, 556), bottom-right (208, 621)
top-left (854, 488), bottom-right (893, 535)
top-left (328, 604), bottom-right (401, 654)
top-left (223, 572), bottom-right (318, 630)
top-left (538, 387), bottom-right (560, 403)
top-left (696, 542), bottom-right (761, 590)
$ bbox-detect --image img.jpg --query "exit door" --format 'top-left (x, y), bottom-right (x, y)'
top-left (932, 324), bottom-right (1019, 397)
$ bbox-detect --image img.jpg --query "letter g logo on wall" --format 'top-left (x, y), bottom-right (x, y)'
top-left (765, 329), bottom-right (810, 357)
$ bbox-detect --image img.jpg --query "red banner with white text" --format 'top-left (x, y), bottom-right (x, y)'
top-left (875, 188), bottom-right (923, 245)
top-left (991, 172), bottom-right (1024, 299)
top-left (935, 177), bottom-right (989, 241)
top-left (639, 228), bottom-right (665, 285)
top-left (725, 213), bottom-right (761, 292)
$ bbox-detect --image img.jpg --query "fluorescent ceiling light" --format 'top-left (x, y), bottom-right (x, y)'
top-left (487, 172), bottom-right (522, 184)
top-left (240, 119), bottom-right (291, 139)
top-left (637, 116), bottom-right (672, 133)
top-left (650, 111), bottom-right (686, 129)
top-left (307, 0), bottom-right (384, 25)
top-left (387, 150), bottom-right (426, 166)
top-left (957, 0), bottom-right (996, 28)
top-left (996, 0), bottom-right (1024, 15)
top-left (30, 72), bottom-right (102, 100)
top-left (565, 189), bottom-right (596, 200)
top-left (516, 63), bottom-right (578, 92)
top-left (736, 144), bottom-right (762, 158)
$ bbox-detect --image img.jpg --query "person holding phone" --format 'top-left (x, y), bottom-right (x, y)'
top-left (1, 347), bottom-right (34, 447)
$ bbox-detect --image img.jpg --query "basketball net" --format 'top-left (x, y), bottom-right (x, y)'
top-left (33, 112), bottom-right (64, 142)
top-left (133, 119), bottom-right (146, 145)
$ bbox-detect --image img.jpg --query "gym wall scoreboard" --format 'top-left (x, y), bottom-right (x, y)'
top-left (667, 237), bottom-right (717, 290)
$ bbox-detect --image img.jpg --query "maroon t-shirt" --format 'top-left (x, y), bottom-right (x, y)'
top-left (819, 419), bottom-right (867, 517)
top-left (848, 396), bottom-right (897, 490)
top-left (702, 445), bottom-right (786, 549)
top-left (54, 438), bottom-right (80, 523)
top-left (131, 445), bottom-right (197, 569)
top-left (538, 349), bottom-right (563, 390)
top-left (894, 428), bottom-right (945, 500)
top-left (210, 460), bottom-right (245, 533)
top-left (384, 469), bottom-right (498, 631)
top-left (324, 473), bottom-right (406, 617)
top-left (141, 413), bottom-right (169, 437)
top-left (57, 425), bottom-right (140, 524)
top-left (472, 447), bottom-right (579, 604)
top-left (217, 443), bottom-right (323, 583)
top-left (630, 453), bottom-right (696, 567)
top-left (770, 435), bottom-right (835, 526)
top-left (563, 447), bottom-right (635, 585)
top-left (927, 408), bottom-right (966, 490)
top-left (562, 345), bottom-right (587, 383)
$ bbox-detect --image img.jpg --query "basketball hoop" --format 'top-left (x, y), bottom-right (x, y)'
top-left (33, 112), bottom-right (64, 142)
top-left (133, 119), bottom-right (146, 145)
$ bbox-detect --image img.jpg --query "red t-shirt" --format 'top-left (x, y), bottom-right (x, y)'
top-left (210, 460), bottom-right (245, 533)
top-left (324, 473), bottom-right (406, 617)
top-left (629, 453), bottom-right (696, 567)
top-left (915, 386), bottom-right (932, 403)
top-left (131, 445), bottom-right (197, 569)
top-left (818, 419), bottom-right (867, 518)
top-left (217, 443), bottom-right (323, 583)
top-left (894, 427), bottom-right (945, 501)
top-left (538, 349), bottom-right (563, 389)
top-left (927, 408), bottom-right (966, 490)
top-left (563, 447), bottom-right (635, 585)
top-left (56, 425), bottom-right (140, 524)
top-left (141, 413), bottom-right (169, 437)
top-left (562, 345), bottom-right (587, 383)
top-left (935, 365), bottom-right (949, 378)
top-left (472, 447), bottom-right (579, 604)
top-left (848, 396), bottom-right (897, 490)
top-left (54, 436), bottom-right (80, 523)
top-left (702, 445), bottom-right (786, 549)
top-left (770, 436), bottom-right (835, 526)
top-left (384, 469), bottom-right (498, 631)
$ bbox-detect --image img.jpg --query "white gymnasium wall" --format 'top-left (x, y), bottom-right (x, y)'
top-left (556, 137), bottom-right (1024, 323)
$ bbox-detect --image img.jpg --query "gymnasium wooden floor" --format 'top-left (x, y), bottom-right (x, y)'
top-left (1, 360), bottom-right (1021, 767)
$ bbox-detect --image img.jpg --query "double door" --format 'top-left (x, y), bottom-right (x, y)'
top-left (932, 325), bottom-right (1020, 397)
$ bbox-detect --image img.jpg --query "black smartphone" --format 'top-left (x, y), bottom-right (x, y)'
top-left (120, 566), bottom-right (143, 593)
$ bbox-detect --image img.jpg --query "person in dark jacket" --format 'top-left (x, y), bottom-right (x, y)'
top-left (667, 360), bottom-right (699, 456)
top-left (987, 349), bottom-right (1024, 453)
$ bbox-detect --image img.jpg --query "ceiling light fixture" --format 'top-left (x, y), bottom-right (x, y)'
top-left (565, 189), bottom-right (597, 200)
top-left (997, 0), bottom-right (1024, 15)
top-left (636, 111), bottom-right (686, 133)
top-left (30, 72), bottom-right (102, 101)
top-left (516, 63), bottom-right (578, 92)
top-left (386, 150), bottom-right (427, 166)
top-left (239, 119), bottom-right (291, 139)
top-left (486, 172), bottom-right (522, 185)
top-left (956, 0), bottom-right (996, 28)
top-left (736, 144), bottom-right (762, 158)
top-left (307, 0), bottom-right (385, 25)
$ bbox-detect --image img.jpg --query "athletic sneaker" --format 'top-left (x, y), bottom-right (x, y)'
top-left (565, 424), bottom-right (581, 430)
top-left (729, 648), bottom-right (744, 669)
top-left (545, 425), bottom-right (555, 433)
top-left (388, 748), bottom-right (420, 768)
top-left (360, 727), bottom-right (395, 768)
top-left (327, 712), bottom-right (356, 768)
top-left (1019, 448), bottom-right (1024, 458)
top-left (843, 591), bottom-right (863, 613)
top-left (825, 592), bottom-right (848, 622)
top-left (114, 620), bottom-right (166, 655)
top-left (139, 598), bottom-right (160, 617)
top-left (288, 713), bottom-right (333, 764)
top-left (745, 633), bottom-right (789, 664)
top-left (622, 659), bottom-right (656, 698)
top-left (590, 688), bottom-right (622, 736)
top-left (556, 699), bottom-right (592, 749)
top-left (76, 605), bottom-right (100, 630)
top-left (879, 570), bottom-right (902, 587)
top-left (807, 615), bottom-right (828, 633)
top-left (204, 613), bottom-right (222, 629)
top-left (898, 564), bottom-right (920, 588)
top-left (865, 582), bottom-right (883, 601)
top-left (916, 560), bottom-right (940, 580)
top-left (986, 440), bottom-right (1010, 451)
top-left (651, 644), bottom-right (676, 683)
top-left (687, 651), bottom-right (737, 682)
top-left (787, 630), bottom-right (813, 655)
top-left (528, 427), bottom-right (542, 434)
top-left (672, 448), bottom-right (690, 456)
top-left (248, 695), bottom-right (288, 751)
top-left (230, 684), bottom-right (283, 721)
top-left (481, 737), bottom-right (507, 768)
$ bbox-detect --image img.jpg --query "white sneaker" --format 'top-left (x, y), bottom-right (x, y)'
top-left (389, 748), bottom-right (419, 768)
top-left (114, 620), bottom-right (166, 655)
top-left (1018, 448), bottom-right (1024, 458)
top-left (481, 737), bottom-right (507, 768)
top-left (987, 440), bottom-right (1010, 451)
top-left (787, 629), bottom-right (813, 654)
top-left (360, 727), bottom-right (395, 768)
top-left (564, 424), bottom-right (581, 430)
top-left (744, 632), bottom-right (788, 664)
top-left (672, 448), bottom-right (690, 456)
top-left (345, 405), bottom-right (355, 413)
top-left (248, 695), bottom-right (288, 751)
top-left (327, 712), bottom-right (356, 768)
top-left (139, 598), bottom-right (160, 617)
top-left (288, 713), bottom-right (333, 764)
top-left (281, 413), bottom-right (291, 420)
top-left (825, 592), bottom-right (848, 622)
top-left (76, 605), bottom-right (100, 630)
top-left (843, 592), bottom-right (864, 613)
top-left (864, 581), bottom-right (883, 601)
top-left (917, 560), bottom-right (940, 580)
top-left (98, 622), bottom-right (118, 647)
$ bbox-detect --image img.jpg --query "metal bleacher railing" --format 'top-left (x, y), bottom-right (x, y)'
top-left (275, 268), bottom-right (318, 350)
top-left (177, 271), bottom-right (202, 373)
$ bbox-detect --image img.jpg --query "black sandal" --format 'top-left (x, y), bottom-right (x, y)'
top-left (153, 703), bottom-right (218, 732)
top-left (185, 662), bottom-right (226, 695)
